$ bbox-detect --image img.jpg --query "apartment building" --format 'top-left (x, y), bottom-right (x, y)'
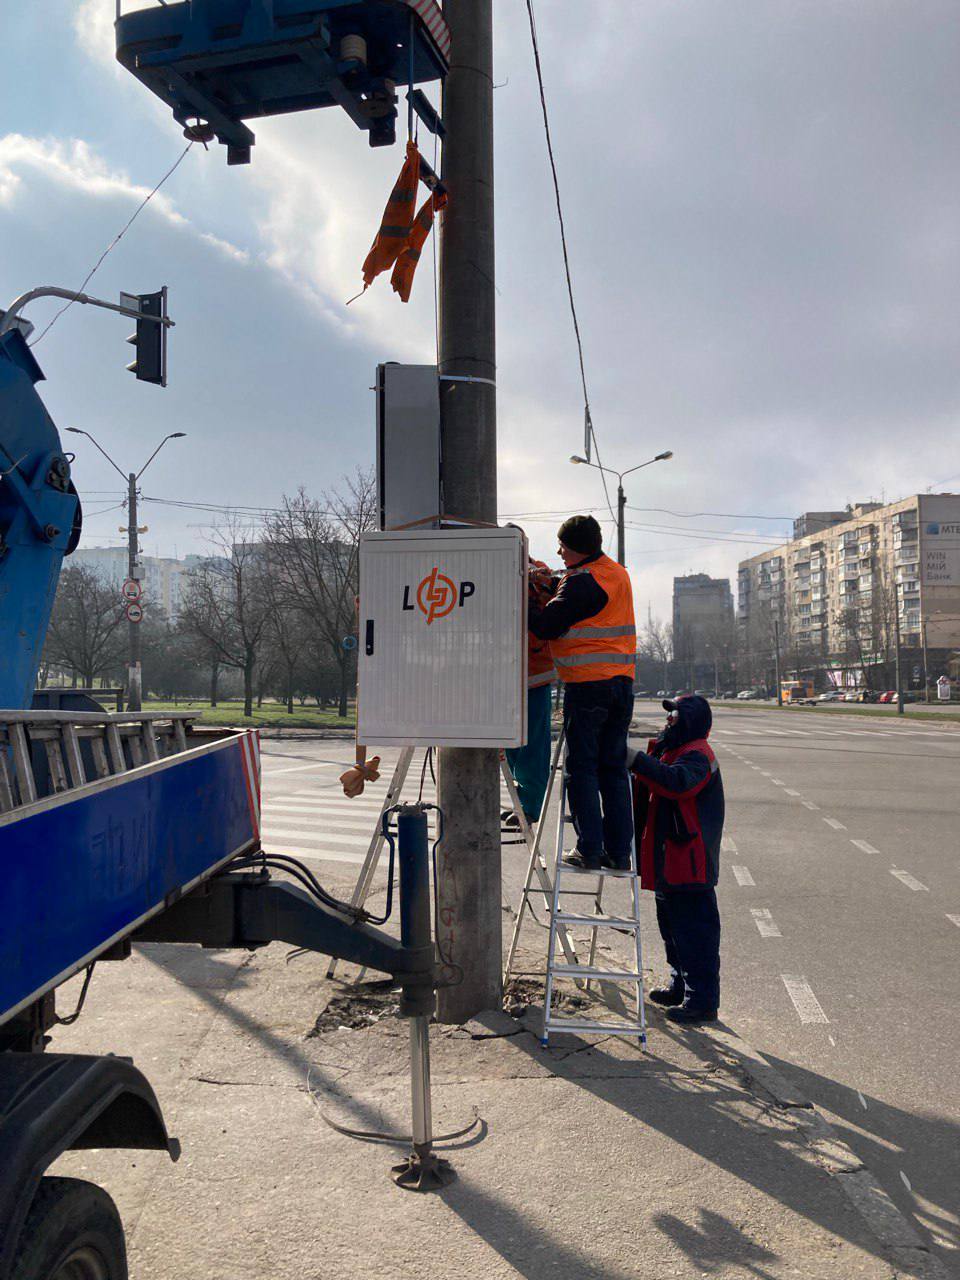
top-left (738, 495), bottom-right (960, 667)
top-left (69, 547), bottom-right (205, 621)
top-left (673, 574), bottom-right (734, 662)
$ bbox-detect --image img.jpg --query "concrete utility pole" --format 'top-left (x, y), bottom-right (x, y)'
top-left (127, 472), bottom-right (142, 711)
top-left (774, 618), bottom-right (783, 706)
top-left (436, 0), bottom-right (501, 1021)
top-left (894, 584), bottom-right (904, 715)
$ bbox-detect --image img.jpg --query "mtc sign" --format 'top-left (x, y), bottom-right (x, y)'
top-left (358, 527), bottom-right (527, 747)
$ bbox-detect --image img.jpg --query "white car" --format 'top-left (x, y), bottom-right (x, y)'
top-left (817, 690), bottom-right (843, 702)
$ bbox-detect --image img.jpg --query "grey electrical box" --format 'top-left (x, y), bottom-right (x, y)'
top-left (376, 363), bottom-right (441, 531)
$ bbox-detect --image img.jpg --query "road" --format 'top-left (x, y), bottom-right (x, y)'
top-left (258, 703), bottom-right (960, 1272)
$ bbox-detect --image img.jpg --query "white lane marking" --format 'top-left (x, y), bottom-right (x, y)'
top-left (751, 908), bottom-right (782, 938)
top-left (260, 841), bottom-right (364, 865)
top-left (947, 915), bottom-right (960, 928)
top-left (900, 1170), bottom-right (912, 1192)
top-left (261, 824), bottom-right (373, 846)
top-left (261, 761), bottom-right (342, 775)
top-left (731, 865), bottom-right (755, 886)
top-left (890, 868), bottom-right (929, 892)
top-left (827, 1035), bottom-right (836, 1046)
top-left (857, 1091), bottom-right (868, 1110)
top-left (742, 760), bottom-right (754, 765)
top-left (721, 835), bottom-right (738, 853)
top-left (802, 800), bottom-right (820, 811)
top-left (785, 788), bottom-right (801, 796)
top-left (823, 817), bottom-right (846, 830)
top-left (782, 975), bottom-right (829, 1024)
top-left (770, 778), bottom-right (785, 786)
top-left (760, 771), bottom-right (772, 777)
top-left (850, 839), bottom-right (879, 855)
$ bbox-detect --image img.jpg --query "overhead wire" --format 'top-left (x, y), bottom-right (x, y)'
top-left (522, 0), bottom-right (616, 527)
top-left (30, 141), bottom-right (195, 348)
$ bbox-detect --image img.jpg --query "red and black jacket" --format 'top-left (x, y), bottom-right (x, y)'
top-left (630, 698), bottom-right (725, 892)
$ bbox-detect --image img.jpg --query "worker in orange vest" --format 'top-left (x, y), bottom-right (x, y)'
top-left (529, 515), bottom-right (636, 870)
top-left (505, 557), bottom-right (558, 828)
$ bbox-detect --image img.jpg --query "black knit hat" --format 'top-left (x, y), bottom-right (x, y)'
top-left (557, 514), bottom-right (603, 556)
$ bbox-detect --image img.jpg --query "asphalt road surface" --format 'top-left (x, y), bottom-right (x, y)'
top-left (258, 703), bottom-right (960, 1272)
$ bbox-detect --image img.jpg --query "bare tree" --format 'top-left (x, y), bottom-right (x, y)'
top-left (640, 616), bottom-right (673, 689)
top-left (178, 520), bottom-right (273, 718)
top-left (264, 470), bottom-right (376, 717)
top-left (44, 566), bottom-right (126, 687)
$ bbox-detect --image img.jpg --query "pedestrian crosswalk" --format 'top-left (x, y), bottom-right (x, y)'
top-left (712, 724), bottom-right (959, 741)
top-left (261, 778), bottom-right (517, 867)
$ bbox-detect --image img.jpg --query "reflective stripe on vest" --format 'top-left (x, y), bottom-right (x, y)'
top-left (550, 553), bottom-right (636, 684)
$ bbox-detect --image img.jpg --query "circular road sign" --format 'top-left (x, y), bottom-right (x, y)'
top-left (126, 601), bottom-right (144, 624)
top-left (122, 578), bottom-right (142, 601)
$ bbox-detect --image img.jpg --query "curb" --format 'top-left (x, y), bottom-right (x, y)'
top-left (701, 1023), bottom-right (954, 1280)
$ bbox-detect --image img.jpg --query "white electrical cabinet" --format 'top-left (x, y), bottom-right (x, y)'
top-left (358, 527), bottom-right (527, 747)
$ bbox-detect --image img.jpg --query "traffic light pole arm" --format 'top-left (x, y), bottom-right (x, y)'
top-left (0, 287), bottom-right (175, 338)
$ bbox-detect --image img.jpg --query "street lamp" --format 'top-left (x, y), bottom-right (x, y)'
top-left (570, 450), bottom-right (673, 566)
top-left (65, 428), bottom-right (187, 711)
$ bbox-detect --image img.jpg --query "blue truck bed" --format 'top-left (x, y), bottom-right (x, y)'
top-left (0, 724), bottom-right (261, 1025)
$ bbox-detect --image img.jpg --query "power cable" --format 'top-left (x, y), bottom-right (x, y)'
top-left (31, 142), bottom-right (195, 347)
top-left (522, 0), bottom-right (615, 526)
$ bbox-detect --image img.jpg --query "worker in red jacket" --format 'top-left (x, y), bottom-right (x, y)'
top-left (630, 694), bottom-right (723, 1024)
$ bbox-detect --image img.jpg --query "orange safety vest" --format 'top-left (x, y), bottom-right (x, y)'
top-left (528, 557), bottom-right (558, 688)
top-left (391, 189), bottom-right (447, 302)
top-left (361, 140), bottom-right (420, 290)
top-left (550, 554), bottom-right (636, 684)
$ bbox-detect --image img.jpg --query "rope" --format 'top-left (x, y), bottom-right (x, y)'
top-left (522, 0), bottom-right (616, 527)
top-left (30, 142), bottom-right (194, 347)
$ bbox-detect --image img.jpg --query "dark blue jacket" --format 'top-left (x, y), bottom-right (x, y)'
top-left (630, 695), bottom-right (724, 892)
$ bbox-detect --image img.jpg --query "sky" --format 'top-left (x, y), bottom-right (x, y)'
top-left (2, 1), bottom-right (958, 623)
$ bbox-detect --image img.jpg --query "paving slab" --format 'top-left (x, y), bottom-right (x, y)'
top-left (48, 940), bottom-right (941, 1279)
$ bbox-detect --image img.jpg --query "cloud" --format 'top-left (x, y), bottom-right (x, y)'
top-left (73, 0), bottom-right (118, 70)
top-left (0, 133), bottom-right (249, 265)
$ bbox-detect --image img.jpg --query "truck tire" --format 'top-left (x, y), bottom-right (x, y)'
top-left (11, 1177), bottom-right (127, 1280)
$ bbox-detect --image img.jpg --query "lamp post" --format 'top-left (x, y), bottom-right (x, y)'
top-left (569, 451), bottom-right (673, 566)
top-left (66, 429), bottom-right (186, 711)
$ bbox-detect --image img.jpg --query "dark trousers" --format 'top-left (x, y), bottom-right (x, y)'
top-left (656, 889), bottom-right (721, 1010)
top-left (563, 677), bottom-right (634, 860)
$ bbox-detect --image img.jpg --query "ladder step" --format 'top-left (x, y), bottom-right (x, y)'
top-left (557, 863), bottom-right (636, 878)
top-left (554, 913), bottom-right (639, 928)
top-left (544, 1017), bottom-right (646, 1036)
top-left (523, 887), bottom-right (601, 897)
top-left (551, 965), bottom-right (643, 980)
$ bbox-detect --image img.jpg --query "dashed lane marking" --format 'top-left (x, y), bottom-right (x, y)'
top-left (770, 778), bottom-right (785, 786)
top-left (947, 915), bottom-right (960, 928)
top-left (890, 868), bottom-right (929, 892)
top-left (721, 835), bottom-right (738, 853)
top-left (802, 800), bottom-right (820, 810)
top-left (823, 817), bottom-right (847, 830)
top-left (261, 761), bottom-right (343, 775)
top-left (850, 839), bottom-right (879, 854)
top-left (731, 865), bottom-right (755, 886)
top-left (857, 1091), bottom-right (868, 1110)
top-left (900, 1170), bottom-right (912, 1192)
top-left (752, 908), bottom-right (782, 937)
top-left (785, 788), bottom-right (801, 796)
top-left (760, 771), bottom-right (772, 777)
top-left (781, 975), bottom-right (829, 1024)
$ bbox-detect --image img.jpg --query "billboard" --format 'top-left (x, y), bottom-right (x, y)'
top-left (920, 496), bottom-right (960, 587)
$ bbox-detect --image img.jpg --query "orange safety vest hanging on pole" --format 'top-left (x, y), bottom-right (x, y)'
top-left (361, 140), bottom-right (421, 291)
top-left (391, 188), bottom-right (447, 302)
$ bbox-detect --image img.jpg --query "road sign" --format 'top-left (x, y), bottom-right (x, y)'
top-left (122, 579), bottom-right (142, 601)
top-left (126, 602), bottom-right (144, 624)
top-left (937, 675), bottom-right (951, 701)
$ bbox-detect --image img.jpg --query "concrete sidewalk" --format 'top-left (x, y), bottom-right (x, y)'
top-left (51, 938), bottom-right (948, 1280)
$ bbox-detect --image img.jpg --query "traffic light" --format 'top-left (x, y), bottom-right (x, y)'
top-left (126, 289), bottom-right (167, 386)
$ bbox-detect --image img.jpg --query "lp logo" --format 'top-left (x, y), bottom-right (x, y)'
top-left (403, 567), bottom-right (475, 625)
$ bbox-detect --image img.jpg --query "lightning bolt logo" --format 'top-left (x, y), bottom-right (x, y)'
top-left (416, 566), bottom-right (457, 624)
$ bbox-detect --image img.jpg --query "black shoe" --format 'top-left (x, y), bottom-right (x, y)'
top-left (649, 978), bottom-right (685, 1007)
top-left (562, 852), bottom-right (605, 872)
top-left (603, 853), bottom-right (634, 872)
top-left (665, 1003), bottom-right (718, 1025)
top-left (501, 812), bottom-right (522, 832)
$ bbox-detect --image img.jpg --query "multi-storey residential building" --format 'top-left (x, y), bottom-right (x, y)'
top-left (738, 495), bottom-right (960, 678)
top-left (69, 547), bottom-right (206, 621)
top-left (673, 574), bottom-right (734, 664)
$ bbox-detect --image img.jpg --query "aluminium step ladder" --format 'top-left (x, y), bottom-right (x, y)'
top-left (505, 728), bottom-right (647, 1047)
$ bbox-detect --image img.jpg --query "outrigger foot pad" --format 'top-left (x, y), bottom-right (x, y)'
top-left (391, 1147), bottom-right (455, 1192)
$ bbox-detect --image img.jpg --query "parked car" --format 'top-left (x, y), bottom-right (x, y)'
top-left (878, 691), bottom-right (896, 703)
top-left (720, 690), bottom-right (735, 700)
top-left (816, 690), bottom-right (843, 702)
top-left (655, 690), bottom-right (667, 698)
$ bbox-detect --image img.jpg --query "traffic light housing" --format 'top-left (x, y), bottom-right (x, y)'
top-left (126, 289), bottom-right (167, 386)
